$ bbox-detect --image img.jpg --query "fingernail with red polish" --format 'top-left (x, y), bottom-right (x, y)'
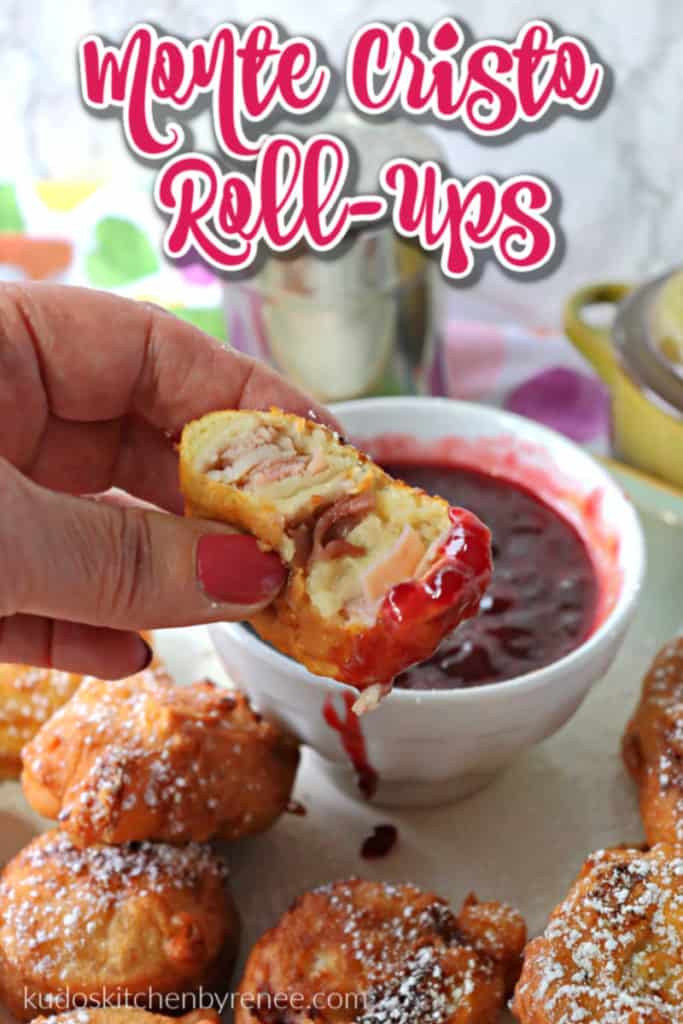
top-left (197, 534), bottom-right (287, 606)
top-left (139, 637), bottom-right (155, 671)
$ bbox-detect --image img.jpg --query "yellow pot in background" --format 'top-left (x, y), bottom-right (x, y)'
top-left (564, 275), bottom-right (683, 490)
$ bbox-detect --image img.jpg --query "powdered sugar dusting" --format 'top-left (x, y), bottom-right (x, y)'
top-left (0, 830), bottom-right (228, 982)
top-left (624, 635), bottom-right (683, 845)
top-left (0, 666), bottom-right (81, 752)
top-left (515, 845), bottom-right (683, 1023)
top-left (22, 668), bottom-right (296, 843)
top-left (37, 1015), bottom-right (92, 1024)
top-left (294, 881), bottom-right (517, 1024)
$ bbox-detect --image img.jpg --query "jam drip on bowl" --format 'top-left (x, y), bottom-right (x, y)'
top-left (323, 693), bottom-right (378, 799)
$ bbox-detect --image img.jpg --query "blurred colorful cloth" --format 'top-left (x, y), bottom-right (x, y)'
top-left (0, 179), bottom-right (609, 452)
top-left (0, 178), bottom-right (226, 341)
top-left (442, 320), bottom-right (610, 450)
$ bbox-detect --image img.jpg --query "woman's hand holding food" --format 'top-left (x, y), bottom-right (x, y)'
top-left (0, 282), bottom-right (335, 679)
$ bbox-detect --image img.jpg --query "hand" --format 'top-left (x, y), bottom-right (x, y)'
top-left (0, 283), bottom-right (337, 678)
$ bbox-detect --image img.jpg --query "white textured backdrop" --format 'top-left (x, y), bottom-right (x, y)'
top-left (1, 0), bottom-right (682, 326)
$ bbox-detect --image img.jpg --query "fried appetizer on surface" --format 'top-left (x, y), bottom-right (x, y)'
top-left (623, 635), bottom-right (683, 846)
top-left (512, 844), bottom-right (683, 1024)
top-left (180, 410), bottom-right (492, 701)
top-left (0, 830), bottom-right (239, 1022)
top-left (31, 1010), bottom-right (221, 1024)
top-left (21, 667), bottom-right (299, 846)
top-left (235, 879), bottom-right (526, 1024)
top-left (0, 635), bottom-right (155, 781)
top-left (0, 665), bottom-right (83, 781)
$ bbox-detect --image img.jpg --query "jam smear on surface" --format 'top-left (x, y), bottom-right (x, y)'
top-left (361, 824), bottom-right (399, 859)
top-left (387, 463), bottom-right (599, 690)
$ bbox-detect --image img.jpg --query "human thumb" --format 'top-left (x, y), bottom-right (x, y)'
top-left (0, 457), bottom-right (286, 631)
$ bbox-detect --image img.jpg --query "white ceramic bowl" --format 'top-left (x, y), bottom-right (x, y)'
top-left (210, 397), bottom-right (645, 807)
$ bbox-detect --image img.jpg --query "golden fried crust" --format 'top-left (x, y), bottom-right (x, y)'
top-left (181, 410), bottom-right (378, 556)
top-left (512, 844), bottom-right (683, 1024)
top-left (622, 636), bottom-right (683, 846)
top-left (20, 668), bottom-right (299, 846)
top-left (180, 409), bottom-right (491, 691)
top-left (0, 831), bottom-right (239, 1022)
top-left (0, 635), bottom-right (155, 782)
top-left (235, 879), bottom-right (526, 1024)
top-left (246, 553), bottom-right (487, 698)
top-left (30, 1010), bottom-right (221, 1024)
top-left (0, 666), bottom-right (84, 781)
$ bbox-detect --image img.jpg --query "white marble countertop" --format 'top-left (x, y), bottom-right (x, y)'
top-left (1, 0), bottom-right (682, 327)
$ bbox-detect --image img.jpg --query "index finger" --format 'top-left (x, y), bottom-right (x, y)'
top-left (0, 282), bottom-right (339, 450)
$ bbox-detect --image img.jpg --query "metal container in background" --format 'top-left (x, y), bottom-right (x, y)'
top-left (223, 113), bottom-right (446, 401)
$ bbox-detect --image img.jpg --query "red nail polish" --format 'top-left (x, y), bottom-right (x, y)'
top-left (197, 534), bottom-right (286, 606)
top-left (139, 637), bottom-right (155, 670)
